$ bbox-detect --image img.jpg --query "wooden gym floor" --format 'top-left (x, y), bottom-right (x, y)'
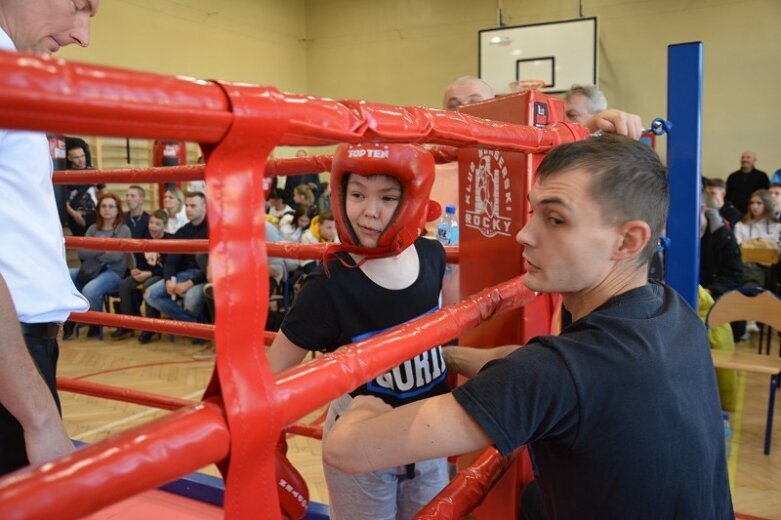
top-left (58, 330), bottom-right (781, 518)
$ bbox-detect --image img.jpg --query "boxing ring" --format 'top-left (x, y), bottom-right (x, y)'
top-left (0, 41), bottom-right (703, 519)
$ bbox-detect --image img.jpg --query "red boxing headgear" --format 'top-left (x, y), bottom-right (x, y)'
top-left (330, 143), bottom-right (435, 258)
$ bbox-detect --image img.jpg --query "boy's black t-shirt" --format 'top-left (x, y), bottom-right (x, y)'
top-left (453, 282), bottom-right (733, 519)
top-left (281, 237), bottom-right (450, 408)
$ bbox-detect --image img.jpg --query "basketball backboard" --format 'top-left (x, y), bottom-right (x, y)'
top-left (479, 17), bottom-right (598, 95)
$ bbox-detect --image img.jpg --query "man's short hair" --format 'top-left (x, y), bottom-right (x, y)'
top-left (65, 137), bottom-right (92, 167)
top-left (184, 190), bottom-right (206, 201)
top-left (565, 84), bottom-right (608, 115)
top-left (535, 135), bottom-right (668, 264)
top-left (704, 178), bottom-right (726, 189)
top-left (770, 182), bottom-right (781, 190)
top-left (128, 185), bottom-right (146, 198)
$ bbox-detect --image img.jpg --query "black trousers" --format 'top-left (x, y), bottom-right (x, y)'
top-left (519, 479), bottom-right (548, 520)
top-left (0, 334), bottom-right (61, 476)
top-left (118, 275), bottom-right (161, 318)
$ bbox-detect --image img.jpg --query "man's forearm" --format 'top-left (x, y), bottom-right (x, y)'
top-left (0, 275), bottom-right (62, 430)
top-left (444, 345), bottom-right (520, 378)
top-left (324, 394), bottom-right (491, 474)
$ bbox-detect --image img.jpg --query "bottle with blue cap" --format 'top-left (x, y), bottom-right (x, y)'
top-left (437, 205), bottom-right (458, 273)
top-left (437, 204), bottom-right (459, 247)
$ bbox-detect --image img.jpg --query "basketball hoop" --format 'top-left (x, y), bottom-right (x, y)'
top-left (509, 79), bottom-right (546, 92)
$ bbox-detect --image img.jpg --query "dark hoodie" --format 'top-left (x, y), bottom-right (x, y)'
top-left (700, 209), bottom-right (743, 299)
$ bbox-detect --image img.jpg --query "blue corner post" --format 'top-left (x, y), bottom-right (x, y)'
top-left (665, 42), bottom-right (703, 309)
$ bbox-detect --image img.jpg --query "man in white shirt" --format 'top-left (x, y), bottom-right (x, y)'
top-left (0, 0), bottom-right (99, 476)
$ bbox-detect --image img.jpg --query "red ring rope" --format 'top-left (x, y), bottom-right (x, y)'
top-left (57, 377), bottom-right (196, 411)
top-left (414, 448), bottom-right (510, 519)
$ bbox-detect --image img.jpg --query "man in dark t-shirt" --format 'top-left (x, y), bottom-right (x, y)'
top-left (324, 136), bottom-right (733, 519)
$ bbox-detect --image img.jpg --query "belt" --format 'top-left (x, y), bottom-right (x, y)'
top-left (19, 322), bottom-right (62, 339)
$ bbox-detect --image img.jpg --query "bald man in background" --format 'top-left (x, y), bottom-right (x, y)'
top-left (441, 75), bottom-right (495, 111)
top-left (431, 76), bottom-right (498, 307)
top-left (429, 76), bottom-right (495, 239)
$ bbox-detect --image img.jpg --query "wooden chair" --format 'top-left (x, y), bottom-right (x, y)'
top-left (708, 289), bottom-right (781, 355)
top-left (706, 289), bottom-right (781, 454)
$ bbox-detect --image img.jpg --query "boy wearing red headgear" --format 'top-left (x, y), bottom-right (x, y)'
top-left (268, 143), bottom-right (449, 520)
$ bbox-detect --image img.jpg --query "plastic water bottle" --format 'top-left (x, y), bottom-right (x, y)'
top-left (170, 276), bottom-right (177, 301)
top-left (437, 205), bottom-right (459, 246)
top-left (437, 205), bottom-right (458, 273)
top-left (722, 412), bottom-right (732, 460)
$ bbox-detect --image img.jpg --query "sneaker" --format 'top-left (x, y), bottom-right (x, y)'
top-left (746, 321), bottom-right (760, 333)
top-left (192, 344), bottom-right (216, 361)
top-left (137, 331), bottom-right (156, 344)
top-left (110, 328), bottom-right (130, 339)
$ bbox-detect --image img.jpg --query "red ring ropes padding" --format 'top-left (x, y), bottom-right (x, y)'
top-left (0, 48), bottom-right (578, 519)
top-left (197, 79), bottom-right (290, 518)
top-left (284, 423), bottom-right (323, 441)
top-left (0, 51), bottom-right (587, 150)
top-left (55, 164), bottom-right (206, 185)
top-left (0, 400), bottom-right (231, 519)
top-left (51, 155), bottom-right (334, 185)
top-left (56, 378), bottom-right (196, 410)
top-left (66, 310), bottom-right (224, 341)
top-left (56, 377), bottom-right (325, 440)
top-left (65, 236), bottom-right (458, 262)
top-left (66, 236), bottom-right (209, 254)
top-left (414, 447), bottom-right (510, 520)
top-left (71, 310), bottom-right (213, 334)
top-left (51, 149), bottom-right (456, 186)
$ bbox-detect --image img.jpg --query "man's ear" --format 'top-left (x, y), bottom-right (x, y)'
top-left (612, 220), bottom-right (651, 260)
